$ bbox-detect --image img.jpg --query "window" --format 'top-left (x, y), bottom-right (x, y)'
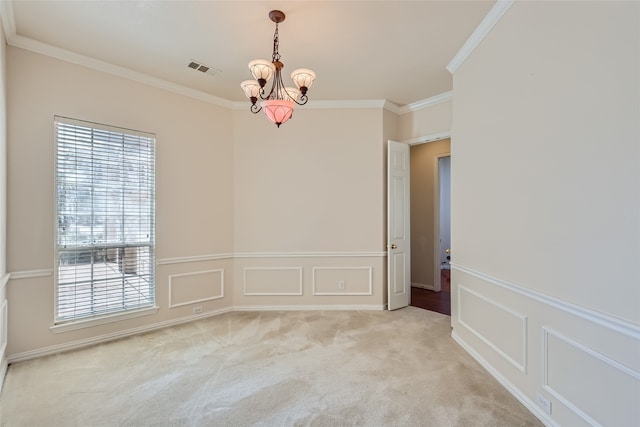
top-left (55, 117), bottom-right (156, 322)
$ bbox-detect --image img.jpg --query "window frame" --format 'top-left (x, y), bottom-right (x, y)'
top-left (53, 116), bottom-right (157, 325)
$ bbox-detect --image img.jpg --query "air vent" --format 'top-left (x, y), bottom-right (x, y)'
top-left (187, 60), bottom-right (221, 77)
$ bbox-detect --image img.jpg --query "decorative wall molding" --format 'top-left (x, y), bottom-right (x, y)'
top-left (168, 269), bottom-right (224, 308)
top-left (9, 269), bottom-right (53, 280)
top-left (0, 273), bottom-right (9, 290)
top-left (156, 253), bottom-right (233, 265)
top-left (451, 263), bottom-right (640, 340)
top-left (447, 0), bottom-right (515, 74)
top-left (10, 252), bottom-right (383, 279)
top-left (452, 331), bottom-right (558, 427)
top-left (312, 266), bottom-right (373, 296)
top-left (10, 307), bottom-right (233, 364)
top-left (235, 251), bottom-right (387, 259)
top-left (397, 91), bottom-right (452, 115)
top-left (243, 267), bottom-right (304, 296)
top-left (234, 304), bottom-right (384, 312)
top-left (457, 285), bottom-right (528, 373)
top-left (542, 327), bottom-right (640, 427)
top-left (403, 131), bottom-right (452, 146)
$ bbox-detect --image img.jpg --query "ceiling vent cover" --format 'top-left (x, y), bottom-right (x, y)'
top-left (187, 60), bottom-right (221, 77)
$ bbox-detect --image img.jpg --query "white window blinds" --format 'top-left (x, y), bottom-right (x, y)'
top-left (55, 117), bottom-right (156, 322)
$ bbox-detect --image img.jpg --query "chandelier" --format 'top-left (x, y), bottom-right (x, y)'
top-left (240, 10), bottom-right (316, 128)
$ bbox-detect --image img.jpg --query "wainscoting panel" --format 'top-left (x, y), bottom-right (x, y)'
top-left (452, 263), bottom-right (640, 427)
top-left (312, 267), bottom-right (372, 296)
top-left (458, 285), bottom-right (528, 373)
top-left (243, 267), bottom-right (303, 296)
top-left (168, 269), bottom-right (224, 308)
top-left (543, 327), bottom-right (640, 427)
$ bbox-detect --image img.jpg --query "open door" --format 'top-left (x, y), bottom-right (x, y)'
top-left (387, 140), bottom-right (410, 310)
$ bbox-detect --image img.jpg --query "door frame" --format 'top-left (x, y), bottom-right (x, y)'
top-left (433, 153), bottom-right (451, 292)
top-left (401, 133), bottom-right (451, 296)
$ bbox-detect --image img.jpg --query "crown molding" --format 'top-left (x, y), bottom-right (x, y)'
top-left (397, 91), bottom-right (452, 115)
top-left (383, 101), bottom-right (402, 115)
top-left (2, 2), bottom-right (450, 116)
top-left (6, 33), bottom-right (234, 109)
top-left (233, 99), bottom-right (398, 111)
top-left (447, 0), bottom-right (514, 74)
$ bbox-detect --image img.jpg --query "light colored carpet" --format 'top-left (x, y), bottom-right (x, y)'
top-left (0, 307), bottom-right (543, 426)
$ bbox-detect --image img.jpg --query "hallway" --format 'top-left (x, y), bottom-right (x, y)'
top-left (410, 270), bottom-right (450, 315)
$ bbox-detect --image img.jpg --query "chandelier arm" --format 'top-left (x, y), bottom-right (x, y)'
top-left (250, 103), bottom-right (262, 114)
top-left (294, 94), bottom-right (309, 106)
top-left (259, 83), bottom-right (276, 101)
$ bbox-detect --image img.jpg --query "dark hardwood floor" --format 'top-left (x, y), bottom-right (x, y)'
top-left (410, 270), bottom-right (451, 316)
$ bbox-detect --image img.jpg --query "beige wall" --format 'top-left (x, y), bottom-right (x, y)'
top-left (6, 47), bottom-right (235, 357)
top-left (0, 13), bottom-right (9, 383)
top-left (397, 100), bottom-right (451, 142)
top-left (450, 2), bottom-right (639, 426)
top-left (232, 107), bottom-right (386, 308)
top-left (233, 108), bottom-right (384, 253)
top-left (5, 46), bottom-right (391, 357)
top-left (410, 139), bottom-right (450, 289)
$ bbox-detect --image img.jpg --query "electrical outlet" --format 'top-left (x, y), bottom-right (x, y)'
top-left (193, 306), bottom-right (203, 314)
top-left (338, 280), bottom-right (345, 290)
top-left (536, 393), bottom-right (552, 415)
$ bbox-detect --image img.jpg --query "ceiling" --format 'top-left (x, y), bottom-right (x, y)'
top-left (5, 1), bottom-right (494, 107)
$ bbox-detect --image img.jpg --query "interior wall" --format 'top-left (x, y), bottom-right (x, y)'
top-left (409, 139), bottom-right (450, 290)
top-left (232, 107), bottom-right (386, 309)
top-left (0, 12), bottom-right (9, 384)
top-left (450, 2), bottom-right (639, 426)
top-left (397, 100), bottom-right (451, 142)
top-left (6, 47), bottom-right (235, 358)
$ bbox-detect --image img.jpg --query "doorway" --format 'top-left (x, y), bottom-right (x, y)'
top-left (408, 139), bottom-right (451, 316)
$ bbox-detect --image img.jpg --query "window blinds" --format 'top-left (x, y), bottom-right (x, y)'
top-left (55, 117), bottom-right (156, 322)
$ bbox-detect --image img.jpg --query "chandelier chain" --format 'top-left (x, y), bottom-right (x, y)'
top-left (272, 23), bottom-right (281, 63)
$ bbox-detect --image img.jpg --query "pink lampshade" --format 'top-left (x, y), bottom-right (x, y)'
top-left (260, 99), bottom-right (295, 127)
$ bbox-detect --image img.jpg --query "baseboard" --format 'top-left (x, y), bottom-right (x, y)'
top-left (7, 307), bottom-right (233, 364)
top-left (451, 330), bottom-right (558, 427)
top-left (411, 282), bottom-right (436, 291)
top-left (0, 358), bottom-right (7, 392)
top-left (7, 304), bottom-right (384, 363)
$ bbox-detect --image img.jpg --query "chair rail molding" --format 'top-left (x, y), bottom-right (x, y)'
top-left (451, 263), bottom-right (640, 340)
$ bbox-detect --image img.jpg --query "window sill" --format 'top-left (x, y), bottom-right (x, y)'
top-left (50, 306), bottom-right (160, 334)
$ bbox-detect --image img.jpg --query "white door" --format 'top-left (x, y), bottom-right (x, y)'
top-left (387, 140), bottom-right (411, 310)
